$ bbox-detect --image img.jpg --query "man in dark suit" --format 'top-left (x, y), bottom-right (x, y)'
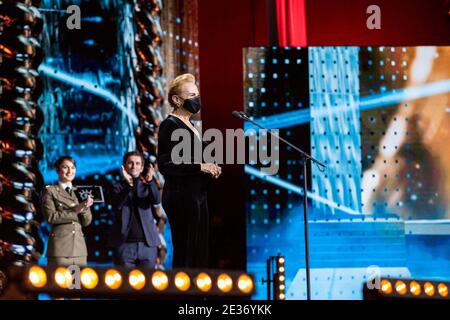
top-left (109, 151), bottom-right (161, 268)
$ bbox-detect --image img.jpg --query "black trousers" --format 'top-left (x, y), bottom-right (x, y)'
top-left (162, 188), bottom-right (209, 269)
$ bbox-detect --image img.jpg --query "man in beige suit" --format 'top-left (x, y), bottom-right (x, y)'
top-left (41, 156), bottom-right (93, 266)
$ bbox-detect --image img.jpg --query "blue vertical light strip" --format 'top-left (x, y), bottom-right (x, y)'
top-left (309, 47), bottom-right (362, 217)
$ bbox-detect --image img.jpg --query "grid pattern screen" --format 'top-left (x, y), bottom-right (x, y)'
top-left (244, 46), bottom-right (450, 299)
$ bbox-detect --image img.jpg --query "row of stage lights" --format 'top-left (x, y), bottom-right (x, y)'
top-left (25, 265), bottom-right (255, 298)
top-left (265, 254), bottom-right (448, 301)
top-left (263, 255), bottom-right (285, 300)
top-left (274, 256), bottom-right (285, 300)
top-left (23, 266), bottom-right (450, 300)
top-left (364, 278), bottom-right (449, 300)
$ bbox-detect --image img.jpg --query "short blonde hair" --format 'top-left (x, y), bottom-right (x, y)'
top-left (168, 73), bottom-right (196, 108)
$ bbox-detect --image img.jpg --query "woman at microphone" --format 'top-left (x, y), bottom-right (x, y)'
top-left (157, 73), bottom-right (221, 268)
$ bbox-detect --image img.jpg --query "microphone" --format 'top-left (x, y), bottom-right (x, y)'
top-left (231, 111), bottom-right (249, 120)
top-left (231, 111), bottom-right (243, 119)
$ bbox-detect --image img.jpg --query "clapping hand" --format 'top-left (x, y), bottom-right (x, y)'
top-left (121, 165), bottom-right (134, 186)
top-left (144, 164), bottom-right (155, 183)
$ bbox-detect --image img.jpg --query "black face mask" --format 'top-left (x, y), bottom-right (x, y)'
top-left (182, 96), bottom-right (201, 114)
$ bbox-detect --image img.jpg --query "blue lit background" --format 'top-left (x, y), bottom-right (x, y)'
top-left (244, 46), bottom-right (450, 300)
top-left (35, 0), bottom-right (180, 268)
top-left (36, 0), bottom-right (138, 265)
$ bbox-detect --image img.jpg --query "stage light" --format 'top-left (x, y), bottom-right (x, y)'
top-left (174, 272), bottom-right (190, 292)
top-left (274, 255), bottom-right (286, 300)
top-left (80, 268), bottom-right (99, 289)
top-left (22, 266), bottom-right (255, 298)
top-left (151, 271), bottom-right (168, 291)
top-left (195, 273), bottom-right (212, 292)
top-left (217, 274), bottom-right (233, 293)
top-left (410, 281), bottom-right (421, 296)
top-left (263, 255), bottom-right (286, 300)
top-left (424, 282), bottom-right (435, 297)
top-left (104, 269), bottom-right (122, 290)
top-left (237, 274), bottom-right (254, 294)
top-left (129, 270), bottom-right (146, 290)
top-left (380, 279), bottom-right (393, 294)
top-left (438, 283), bottom-right (448, 297)
top-left (364, 278), bottom-right (450, 300)
top-left (54, 267), bottom-right (72, 289)
top-left (28, 266), bottom-right (46, 288)
top-left (395, 280), bottom-right (407, 295)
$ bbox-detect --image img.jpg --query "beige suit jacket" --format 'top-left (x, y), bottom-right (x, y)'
top-left (41, 185), bottom-right (92, 258)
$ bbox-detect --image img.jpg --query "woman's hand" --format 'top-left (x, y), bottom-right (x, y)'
top-left (201, 163), bottom-right (222, 179)
top-left (76, 196), bottom-right (94, 214)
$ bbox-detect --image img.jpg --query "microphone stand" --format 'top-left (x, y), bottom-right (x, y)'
top-left (236, 112), bottom-right (326, 301)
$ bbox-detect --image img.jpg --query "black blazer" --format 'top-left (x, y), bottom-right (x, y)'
top-left (108, 179), bottom-right (161, 248)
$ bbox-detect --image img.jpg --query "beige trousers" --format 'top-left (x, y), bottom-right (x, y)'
top-left (47, 256), bottom-right (87, 266)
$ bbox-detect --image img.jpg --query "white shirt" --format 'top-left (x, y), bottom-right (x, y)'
top-left (59, 181), bottom-right (73, 193)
